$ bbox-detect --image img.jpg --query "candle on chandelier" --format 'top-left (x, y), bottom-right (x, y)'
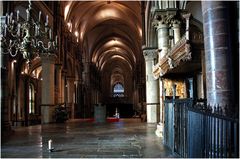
top-left (38, 11), bottom-right (41, 22)
top-left (37, 26), bottom-right (40, 36)
top-left (35, 25), bottom-right (38, 36)
top-left (4, 24), bottom-right (7, 36)
top-left (16, 10), bottom-right (19, 22)
top-left (7, 14), bottom-right (10, 25)
top-left (48, 139), bottom-right (52, 150)
top-left (17, 24), bottom-right (21, 36)
top-left (49, 29), bottom-right (52, 40)
top-left (55, 36), bottom-right (58, 46)
top-left (46, 15), bottom-right (48, 25)
top-left (10, 12), bottom-right (13, 23)
top-left (26, 9), bottom-right (29, 21)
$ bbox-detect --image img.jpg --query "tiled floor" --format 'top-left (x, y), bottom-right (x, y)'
top-left (1, 118), bottom-right (176, 158)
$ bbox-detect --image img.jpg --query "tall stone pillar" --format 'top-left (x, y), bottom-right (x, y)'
top-left (0, 2), bottom-right (3, 16)
top-left (40, 54), bottom-right (56, 123)
top-left (155, 78), bottom-right (164, 137)
top-left (75, 80), bottom-right (81, 117)
top-left (143, 47), bottom-right (159, 123)
top-left (202, 1), bottom-right (233, 110)
top-left (67, 77), bottom-right (75, 119)
top-left (197, 73), bottom-right (204, 99)
top-left (62, 71), bottom-right (67, 104)
top-left (183, 13), bottom-right (191, 40)
top-left (55, 64), bottom-right (62, 104)
top-left (141, 2), bottom-right (146, 45)
top-left (172, 20), bottom-right (181, 44)
top-left (155, 20), bottom-right (169, 59)
top-left (153, 16), bottom-right (170, 137)
top-left (1, 16), bottom-right (11, 133)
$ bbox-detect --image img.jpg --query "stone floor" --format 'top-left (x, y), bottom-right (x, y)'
top-left (1, 118), bottom-right (176, 158)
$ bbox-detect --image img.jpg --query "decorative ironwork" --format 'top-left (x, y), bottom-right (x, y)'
top-left (0, 0), bottom-right (57, 62)
top-left (164, 99), bottom-right (239, 158)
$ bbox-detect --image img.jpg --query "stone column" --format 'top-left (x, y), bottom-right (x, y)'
top-left (1, 15), bottom-right (12, 133)
top-left (202, 1), bottom-right (233, 110)
top-left (75, 80), bottom-right (81, 117)
top-left (197, 73), bottom-right (204, 99)
top-left (143, 47), bottom-right (159, 123)
top-left (183, 13), bottom-right (191, 40)
top-left (169, 28), bottom-right (174, 48)
top-left (67, 77), bottom-right (75, 119)
top-left (172, 20), bottom-right (181, 44)
top-left (0, 2), bottom-right (3, 16)
top-left (155, 20), bottom-right (169, 59)
top-left (62, 72), bottom-right (67, 104)
top-left (153, 16), bottom-right (170, 136)
top-left (155, 78), bottom-right (164, 137)
top-left (141, 2), bottom-right (146, 45)
top-left (40, 54), bottom-right (56, 123)
top-left (55, 64), bottom-right (62, 104)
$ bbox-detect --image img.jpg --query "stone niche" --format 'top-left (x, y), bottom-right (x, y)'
top-left (163, 79), bottom-right (187, 99)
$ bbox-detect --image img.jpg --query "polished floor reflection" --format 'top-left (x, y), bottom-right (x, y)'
top-left (1, 119), bottom-right (176, 158)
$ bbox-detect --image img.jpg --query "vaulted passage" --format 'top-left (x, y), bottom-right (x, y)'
top-left (63, 1), bottom-right (145, 118)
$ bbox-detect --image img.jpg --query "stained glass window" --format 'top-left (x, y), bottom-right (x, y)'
top-left (113, 83), bottom-right (124, 97)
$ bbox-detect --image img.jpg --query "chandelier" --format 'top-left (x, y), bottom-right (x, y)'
top-left (0, 0), bottom-right (57, 62)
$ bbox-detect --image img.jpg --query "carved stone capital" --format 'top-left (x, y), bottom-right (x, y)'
top-left (143, 47), bottom-right (158, 61)
top-left (153, 13), bottom-right (181, 30)
top-left (153, 14), bottom-right (171, 28)
top-left (153, 20), bottom-right (168, 31)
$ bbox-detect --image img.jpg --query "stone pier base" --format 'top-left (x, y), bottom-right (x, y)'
top-left (155, 122), bottom-right (164, 137)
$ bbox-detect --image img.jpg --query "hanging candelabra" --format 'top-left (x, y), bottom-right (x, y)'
top-left (0, 0), bottom-right (57, 62)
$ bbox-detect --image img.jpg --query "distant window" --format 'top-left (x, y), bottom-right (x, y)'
top-left (113, 83), bottom-right (124, 97)
top-left (29, 84), bottom-right (35, 114)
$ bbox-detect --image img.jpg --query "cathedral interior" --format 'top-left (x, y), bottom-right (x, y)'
top-left (1, 1), bottom-right (239, 158)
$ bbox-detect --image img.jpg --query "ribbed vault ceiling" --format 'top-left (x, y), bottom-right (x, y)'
top-left (63, 1), bottom-right (142, 76)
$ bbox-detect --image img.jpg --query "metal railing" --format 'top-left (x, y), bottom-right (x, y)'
top-left (188, 105), bottom-right (239, 158)
top-left (164, 99), bottom-right (239, 158)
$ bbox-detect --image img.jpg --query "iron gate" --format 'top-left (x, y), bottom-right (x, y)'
top-left (164, 99), bottom-right (193, 157)
top-left (174, 99), bottom-right (193, 157)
